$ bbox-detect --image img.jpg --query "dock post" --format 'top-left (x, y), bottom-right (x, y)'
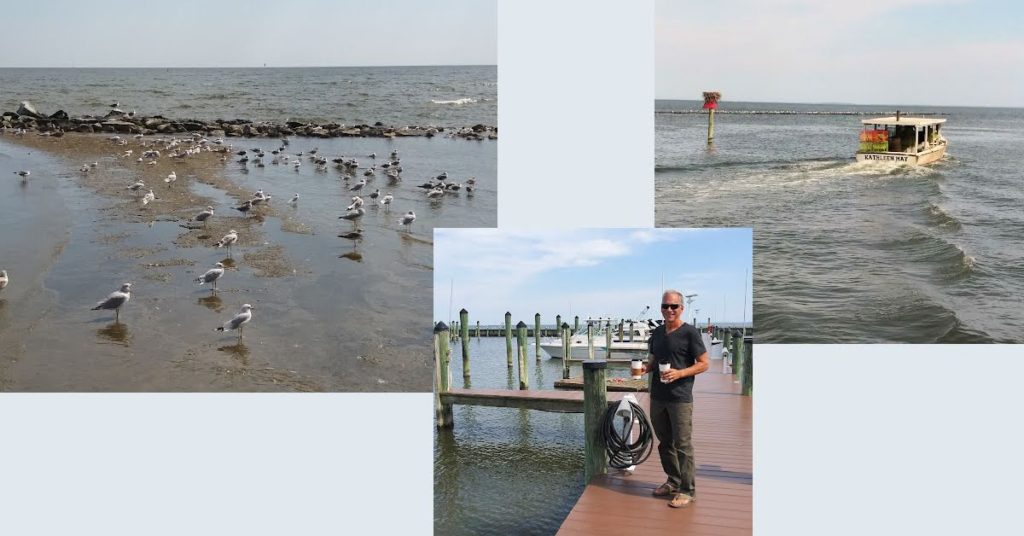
top-left (587, 322), bottom-right (595, 360)
top-left (736, 330), bottom-right (747, 389)
top-left (582, 360), bottom-right (608, 484)
top-left (476, 320), bottom-right (480, 339)
top-left (535, 313), bottom-right (542, 361)
top-left (433, 322), bottom-right (453, 428)
top-left (562, 322), bottom-right (571, 379)
top-left (556, 315), bottom-right (562, 338)
top-left (741, 339), bottom-right (753, 396)
top-left (459, 308), bottom-right (470, 380)
top-left (618, 321), bottom-right (624, 343)
top-left (722, 329), bottom-right (733, 373)
top-left (731, 330), bottom-right (741, 378)
top-left (504, 311), bottom-right (513, 369)
top-left (605, 321), bottom-right (613, 359)
top-left (629, 320), bottom-right (634, 342)
top-left (574, 316), bottom-right (580, 334)
top-left (516, 321), bottom-right (529, 390)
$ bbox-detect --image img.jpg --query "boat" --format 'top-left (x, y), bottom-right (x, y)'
top-left (539, 317), bottom-right (654, 360)
top-left (856, 113), bottom-right (947, 165)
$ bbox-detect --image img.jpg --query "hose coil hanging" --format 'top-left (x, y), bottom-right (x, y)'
top-left (602, 399), bottom-right (654, 469)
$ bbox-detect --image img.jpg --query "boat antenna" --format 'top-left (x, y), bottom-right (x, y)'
top-left (896, 109), bottom-right (901, 122)
top-left (448, 279), bottom-right (454, 326)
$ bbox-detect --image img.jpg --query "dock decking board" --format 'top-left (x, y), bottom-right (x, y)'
top-left (556, 368), bottom-right (752, 535)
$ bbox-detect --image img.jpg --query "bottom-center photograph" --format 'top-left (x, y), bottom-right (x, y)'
top-left (432, 228), bottom-right (753, 536)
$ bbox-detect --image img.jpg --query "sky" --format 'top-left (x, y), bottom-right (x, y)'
top-left (0, 0), bottom-right (496, 68)
top-left (433, 228), bottom-right (753, 326)
top-left (657, 0), bottom-right (1024, 107)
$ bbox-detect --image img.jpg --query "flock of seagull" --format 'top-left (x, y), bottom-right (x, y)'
top-left (4, 122), bottom-right (479, 343)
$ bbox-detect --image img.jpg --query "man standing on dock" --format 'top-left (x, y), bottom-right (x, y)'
top-left (644, 289), bottom-right (709, 508)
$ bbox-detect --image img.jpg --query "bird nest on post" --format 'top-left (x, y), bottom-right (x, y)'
top-left (702, 91), bottom-right (721, 109)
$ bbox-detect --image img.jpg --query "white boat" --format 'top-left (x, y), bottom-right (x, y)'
top-left (539, 317), bottom-right (653, 360)
top-left (855, 114), bottom-right (947, 165)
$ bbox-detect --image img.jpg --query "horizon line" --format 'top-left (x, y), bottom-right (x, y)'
top-left (654, 97), bottom-right (1023, 110)
top-left (0, 63), bottom-right (497, 69)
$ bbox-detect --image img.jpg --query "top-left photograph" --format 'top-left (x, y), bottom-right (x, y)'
top-left (0, 0), bottom-right (496, 392)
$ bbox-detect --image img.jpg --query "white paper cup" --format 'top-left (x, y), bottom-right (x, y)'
top-left (630, 360), bottom-right (643, 380)
top-left (659, 362), bottom-right (671, 383)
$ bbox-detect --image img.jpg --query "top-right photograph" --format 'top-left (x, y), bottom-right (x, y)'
top-left (655, 0), bottom-right (1024, 343)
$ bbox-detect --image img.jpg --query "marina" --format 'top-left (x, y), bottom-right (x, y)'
top-left (434, 319), bottom-right (752, 535)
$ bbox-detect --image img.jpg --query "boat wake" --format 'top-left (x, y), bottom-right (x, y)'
top-left (431, 98), bottom-right (478, 105)
top-left (877, 230), bottom-right (977, 281)
top-left (924, 203), bottom-right (962, 230)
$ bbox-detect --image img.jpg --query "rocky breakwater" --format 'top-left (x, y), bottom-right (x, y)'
top-left (3, 100), bottom-right (497, 140)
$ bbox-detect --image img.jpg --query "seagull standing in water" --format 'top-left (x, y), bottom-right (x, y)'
top-left (380, 193), bottom-right (394, 211)
top-left (164, 171), bottom-right (177, 186)
top-left (0, 270), bottom-right (8, 290)
top-left (349, 178), bottom-right (366, 192)
top-left (347, 196), bottom-right (364, 210)
top-left (400, 211), bottom-right (416, 232)
top-left (289, 193), bottom-right (299, 205)
top-left (142, 189), bottom-right (156, 206)
top-left (216, 304), bottom-right (254, 340)
top-left (195, 262), bottom-right (225, 291)
top-left (13, 170), bottom-right (30, 182)
top-left (339, 207), bottom-right (365, 221)
top-left (215, 229), bottom-right (239, 253)
top-left (194, 206), bottom-right (214, 227)
top-left (91, 282), bottom-right (132, 323)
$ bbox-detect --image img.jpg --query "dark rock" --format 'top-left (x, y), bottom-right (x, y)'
top-left (472, 123), bottom-right (487, 132)
top-left (182, 121), bottom-right (205, 132)
top-left (374, 121), bottom-right (384, 127)
top-left (16, 101), bottom-right (44, 119)
top-left (77, 124), bottom-right (95, 133)
top-left (286, 121), bottom-right (305, 129)
top-left (102, 120), bottom-right (137, 133)
top-left (49, 110), bottom-right (69, 121)
top-left (144, 118), bottom-right (165, 128)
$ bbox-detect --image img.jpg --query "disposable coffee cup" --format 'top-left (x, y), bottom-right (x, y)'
top-left (658, 362), bottom-right (671, 383)
top-left (630, 360), bottom-right (643, 380)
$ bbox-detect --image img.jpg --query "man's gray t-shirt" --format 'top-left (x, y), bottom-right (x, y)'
top-left (648, 323), bottom-right (706, 402)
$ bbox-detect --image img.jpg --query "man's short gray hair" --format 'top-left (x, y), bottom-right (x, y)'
top-left (662, 289), bottom-right (684, 302)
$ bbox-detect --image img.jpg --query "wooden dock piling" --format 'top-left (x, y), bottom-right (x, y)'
top-left (562, 323), bottom-right (571, 379)
top-left (459, 309), bottom-right (470, 379)
top-left (582, 360), bottom-right (608, 484)
top-left (433, 322), bottom-right (453, 428)
top-left (574, 316), bottom-right (580, 334)
top-left (629, 320), bottom-right (634, 342)
top-left (605, 323), bottom-right (612, 358)
top-left (516, 321), bottom-right (529, 390)
top-left (504, 312), bottom-right (513, 369)
top-left (535, 313), bottom-right (542, 361)
top-left (476, 320), bottom-right (480, 339)
top-left (587, 322), bottom-right (595, 360)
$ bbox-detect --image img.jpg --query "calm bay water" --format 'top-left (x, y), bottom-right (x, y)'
top-left (656, 101), bottom-right (1024, 343)
top-left (0, 66), bottom-right (496, 126)
top-left (434, 336), bottom-right (640, 536)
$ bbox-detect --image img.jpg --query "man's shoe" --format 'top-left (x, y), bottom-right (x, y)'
top-left (652, 483), bottom-right (675, 497)
top-left (668, 493), bottom-right (694, 508)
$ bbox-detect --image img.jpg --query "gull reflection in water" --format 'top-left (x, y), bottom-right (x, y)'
top-left (197, 294), bottom-right (225, 313)
top-left (97, 322), bottom-right (131, 345)
top-left (217, 343), bottom-right (250, 365)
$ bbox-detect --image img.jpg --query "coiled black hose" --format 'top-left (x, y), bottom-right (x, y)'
top-left (602, 400), bottom-right (654, 469)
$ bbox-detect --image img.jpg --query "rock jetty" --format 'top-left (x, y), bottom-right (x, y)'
top-left (2, 100), bottom-right (497, 140)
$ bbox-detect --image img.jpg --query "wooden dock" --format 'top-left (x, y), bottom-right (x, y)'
top-left (556, 369), bottom-right (752, 535)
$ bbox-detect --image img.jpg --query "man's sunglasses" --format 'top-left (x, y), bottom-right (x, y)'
top-left (661, 304), bottom-right (680, 310)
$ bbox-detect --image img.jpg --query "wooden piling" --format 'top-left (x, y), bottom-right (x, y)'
top-left (556, 315), bottom-right (562, 337)
top-left (562, 323), bottom-right (571, 379)
top-left (504, 312), bottom-right (513, 368)
top-left (476, 320), bottom-right (480, 339)
top-left (741, 338), bottom-right (753, 396)
top-left (535, 313), bottom-right (542, 361)
top-left (574, 316), bottom-right (580, 334)
top-left (582, 360), bottom-right (608, 483)
top-left (629, 320), bottom-right (634, 342)
top-left (587, 322), bottom-right (595, 361)
top-left (433, 322), bottom-right (453, 428)
top-left (605, 322), bottom-right (613, 358)
top-left (459, 309), bottom-right (470, 380)
top-left (516, 321), bottom-right (529, 390)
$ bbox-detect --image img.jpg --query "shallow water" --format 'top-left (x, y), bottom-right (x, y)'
top-left (0, 134), bottom-right (495, 391)
top-left (656, 101), bottom-right (1024, 343)
top-left (434, 337), bottom-right (641, 536)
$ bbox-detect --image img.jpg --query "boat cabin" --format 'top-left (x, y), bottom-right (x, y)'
top-left (857, 115), bottom-right (947, 165)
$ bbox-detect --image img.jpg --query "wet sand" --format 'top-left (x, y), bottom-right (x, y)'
top-left (0, 132), bottom-right (494, 391)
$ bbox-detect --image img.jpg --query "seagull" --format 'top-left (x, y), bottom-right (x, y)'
top-left (347, 196), bottom-right (364, 210)
top-left (0, 270), bottom-right (7, 290)
top-left (338, 228), bottom-right (364, 241)
top-left (13, 170), bottom-right (30, 179)
top-left (368, 152), bottom-right (376, 159)
top-left (426, 187), bottom-right (445, 198)
top-left (368, 189), bottom-right (381, 202)
top-left (250, 195), bottom-right (271, 207)
top-left (194, 206), bottom-right (214, 226)
top-left (380, 193), bottom-right (393, 211)
top-left (215, 229), bottom-right (238, 251)
top-left (164, 171), bottom-right (177, 185)
top-left (363, 167), bottom-right (375, 177)
top-left (80, 165), bottom-right (90, 173)
top-left (142, 189), bottom-right (156, 205)
top-left (127, 180), bottom-right (145, 193)
top-left (234, 200), bottom-right (253, 215)
top-left (110, 102), bottom-right (119, 108)
top-left (400, 211), bottom-right (416, 232)
top-left (339, 207), bottom-right (365, 221)
top-left (349, 178), bottom-right (366, 192)
top-left (195, 262), bottom-right (225, 290)
top-left (216, 303), bottom-right (254, 340)
top-left (91, 282), bottom-right (132, 322)
top-left (289, 193), bottom-right (299, 205)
